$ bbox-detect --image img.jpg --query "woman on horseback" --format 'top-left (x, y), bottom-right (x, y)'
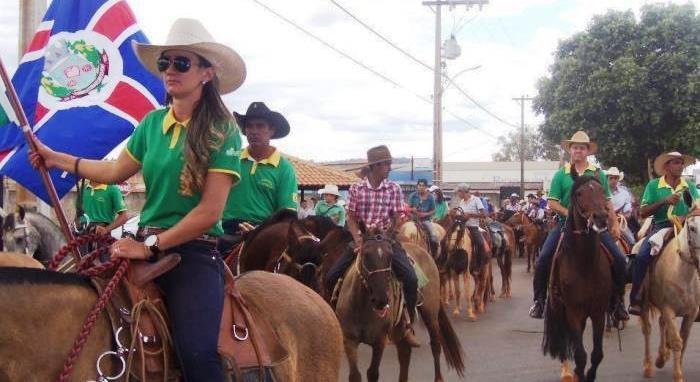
top-left (29, 18), bottom-right (245, 381)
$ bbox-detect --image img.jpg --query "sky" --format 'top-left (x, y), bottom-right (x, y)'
top-left (1, 0), bottom-right (698, 163)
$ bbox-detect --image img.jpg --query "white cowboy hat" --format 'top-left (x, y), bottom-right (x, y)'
top-left (132, 18), bottom-right (246, 94)
top-left (653, 152), bottom-right (696, 176)
top-left (428, 185), bottom-right (439, 192)
top-left (318, 184), bottom-right (340, 197)
top-left (606, 167), bottom-right (624, 181)
top-left (561, 131), bottom-right (598, 155)
top-left (510, 193), bottom-right (519, 198)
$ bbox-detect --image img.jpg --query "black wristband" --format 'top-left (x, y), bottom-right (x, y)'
top-left (74, 157), bottom-right (82, 177)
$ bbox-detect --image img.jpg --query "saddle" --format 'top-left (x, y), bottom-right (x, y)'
top-left (97, 254), bottom-right (288, 381)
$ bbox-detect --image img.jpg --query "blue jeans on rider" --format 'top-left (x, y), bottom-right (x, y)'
top-left (420, 219), bottom-right (438, 243)
top-left (630, 222), bottom-right (673, 305)
top-left (325, 240), bottom-right (418, 321)
top-left (156, 240), bottom-right (225, 382)
top-left (532, 220), bottom-right (627, 301)
top-left (621, 226), bottom-right (636, 248)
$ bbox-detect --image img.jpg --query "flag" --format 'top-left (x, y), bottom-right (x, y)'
top-left (0, 78), bottom-right (20, 127)
top-left (0, 0), bottom-right (164, 203)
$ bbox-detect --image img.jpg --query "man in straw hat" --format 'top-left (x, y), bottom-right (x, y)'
top-left (628, 151), bottom-right (699, 315)
top-left (607, 167), bottom-right (635, 246)
top-left (218, 102), bottom-right (298, 255)
top-left (315, 184), bottom-right (346, 226)
top-left (324, 145), bottom-right (421, 347)
top-left (32, 18), bottom-right (246, 381)
top-left (529, 131), bottom-right (629, 322)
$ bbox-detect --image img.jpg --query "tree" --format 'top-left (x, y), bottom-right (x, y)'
top-left (492, 128), bottom-right (560, 161)
top-left (534, 3), bottom-right (700, 185)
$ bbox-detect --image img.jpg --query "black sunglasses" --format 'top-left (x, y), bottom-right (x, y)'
top-left (157, 55), bottom-right (195, 73)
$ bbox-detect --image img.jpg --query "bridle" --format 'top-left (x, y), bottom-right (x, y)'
top-left (274, 233), bottom-right (322, 274)
top-left (570, 179), bottom-right (608, 235)
top-left (357, 234), bottom-right (394, 290)
top-left (7, 218), bottom-right (34, 256)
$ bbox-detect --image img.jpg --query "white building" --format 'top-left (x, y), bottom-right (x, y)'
top-left (443, 161), bottom-right (560, 186)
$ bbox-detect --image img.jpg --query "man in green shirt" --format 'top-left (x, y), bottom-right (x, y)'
top-left (78, 181), bottom-right (129, 235)
top-left (529, 131), bottom-right (629, 322)
top-left (315, 184), bottom-right (346, 226)
top-left (629, 152), bottom-right (699, 315)
top-left (219, 102), bottom-right (298, 254)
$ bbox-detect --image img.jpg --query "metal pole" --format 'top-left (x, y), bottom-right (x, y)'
top-left (433, 3), bottom-right (442, 186)
top-left (512, 95), bottom-right (533, 198)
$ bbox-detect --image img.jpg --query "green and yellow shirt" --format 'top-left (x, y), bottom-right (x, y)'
top-left (80, 183), bottom-right (127, 224)
top-left (548, 163), bottom-right (612, 218)
top-left (641, 176), bottom-right (700, 225)
top-left (223, 148), bottom-right (299, 224)
top-left (432, 201), bottom-right (448, 222)
top-left (125, 108), bottom-right (242, 236)
top-left (314, 200), bottom-right (346, 226)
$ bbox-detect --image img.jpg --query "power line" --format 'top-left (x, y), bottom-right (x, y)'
top-left (250, 0), bottom-right (496, 138)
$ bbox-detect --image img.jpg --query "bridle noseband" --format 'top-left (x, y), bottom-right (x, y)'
top-left (274, 233), bottom-right (322, 273)
top-left (570, 180), bottom-right (607, 235)
top-left (358, 234), bottom-right (394, 288)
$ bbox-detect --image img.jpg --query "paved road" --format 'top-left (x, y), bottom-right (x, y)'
top-left (339, 257), bottom-right (700, 381)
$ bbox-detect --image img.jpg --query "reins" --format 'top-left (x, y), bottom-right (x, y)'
top-left (273, 233), bottom-right (321, 273)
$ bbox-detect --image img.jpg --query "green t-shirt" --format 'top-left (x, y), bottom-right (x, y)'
top-left (125, 108), bottom-right (242, 236)
top-left (548, 163), bottom-right (612, 218)
top-left (223, 148), bottom-right (299, 224)
top-left (80, 184), bottom-right (127, 224)
top-left (314, 200), bottom-right (346, 226)
top-left (432, 201), bottom-right (448, 221)
top-left (641, 176), bottom-right (700, 225)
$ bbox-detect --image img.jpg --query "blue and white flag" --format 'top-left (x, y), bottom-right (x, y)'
top-left (0, 0), bottom-right (164, 202)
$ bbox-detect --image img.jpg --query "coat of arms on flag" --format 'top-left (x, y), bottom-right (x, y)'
top-left (0, 0), bottom-right (164, 203)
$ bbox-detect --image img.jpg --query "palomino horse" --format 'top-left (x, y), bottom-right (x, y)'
top-left (397, 219), bottom-right (446, 257)
top-left (336, 231), bottom-right (464, 382)
top-left (0, 268), bottom-right (343, 381)
top-left (542, 175), bottom-right (613, 382)
top-left (439, 214), bottom-right (475, 320)
top-left (505, 211), bottom-right (541, 272)
top-left (639, 199), bottom-right (700, 382)
top-left (1, 206), bottom-right (66, 266)
top-left (0, 252), bottom-right (44, 268)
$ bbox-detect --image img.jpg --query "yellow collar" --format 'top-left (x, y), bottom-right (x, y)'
top-left (564, 162), bottom-right (597, 174)
top-left (162, 108), bottom-right (190, 149)
top-left (86, 183), bottom-right (108, 191)
top-left (240, 147), bottom-right (281, 167)
top-left (658, 176), bottom-right (688, 192)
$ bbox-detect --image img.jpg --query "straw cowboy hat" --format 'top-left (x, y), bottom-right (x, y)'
top-left (606, 167), bottom-right (624, 181)
top-left (653, 152), bottom-right (696, 176)
top-left (132, 18), bottom-right (246, 94)
top-left (235, 102), bottom-right (290, 139)
top-left (561, 131), bottom-right (597, 155)
top-left (318, 184), bottom-right (340, 197)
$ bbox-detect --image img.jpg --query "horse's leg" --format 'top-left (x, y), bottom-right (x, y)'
top-left (452, 272), bottom-right (461, 317)
top-left (567, 313), bottom-right (587, 381)
top-left (641, 306), bottom-right (655, 378)
top-left (679, 307), bottom-right (698, 356)
top-left (496, 251), bottom-right (506, 298)
top-left (585, 315), bottom-right (605, 382)
top-left (661, 307), bottom-right (685, 382)
top-left (560, 360), bottom-right (574, 382)
top-left (396, 341), bottom-right (413, 382)
top-left (367, 340), bottom-right (386, 382)
top-left (464, 273), bottom-right (475, 320)
top-left (419, 308), bottom-right (444, 382)
top-left (344, 338), bottom-right (362, 382)
top-left (656, 313), bottom-right (668, 369)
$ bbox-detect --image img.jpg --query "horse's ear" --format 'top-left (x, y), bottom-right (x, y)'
top-left (18, 205), bottom-right (25, 221)
top-left (287, 220), bottom-right (308, 247)
top-left (358, 220), bottom-right (368, 236)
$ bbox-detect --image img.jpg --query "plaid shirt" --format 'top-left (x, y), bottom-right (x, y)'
top-left (347, 177), bottom-right (404, 230)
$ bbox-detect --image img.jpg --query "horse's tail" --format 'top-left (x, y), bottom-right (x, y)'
top-left (451, 249), bottom-right (468, 274)
top-left (437, 304), bottom-right (465, 377)
top-left (542, 300), bottom-right (573, 361)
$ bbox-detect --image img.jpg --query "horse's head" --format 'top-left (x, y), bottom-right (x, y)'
top-left (358, 229), bottom-right (394, 316)
top-left (569, 175), bottom-right (608, 233)
top-left (681, 200), bottom-right (700, 258)
top-left (276, 220), bottom-right (323, 292)
top-left (2, 209), bottom-right (40, 256)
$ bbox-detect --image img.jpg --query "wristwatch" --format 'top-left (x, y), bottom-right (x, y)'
top-left (144, 234), bottom-right (160, 255)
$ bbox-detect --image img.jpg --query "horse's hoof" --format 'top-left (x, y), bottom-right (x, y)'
top-left (643, 366), bottom-right (655, 378)
top-left (452, 308), bottom-right (460, 317)
top-left (655, 357), bottom-right (665, 369)
top-left (468, 311), bottom-right (476, 321)
top-left (560, 375), bottom-right (573, 382)
top-left (477, 303), bottom-right (485, 313)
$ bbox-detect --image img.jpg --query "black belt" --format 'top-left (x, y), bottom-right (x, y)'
top-left (136, 226), bottom-right (218, 245)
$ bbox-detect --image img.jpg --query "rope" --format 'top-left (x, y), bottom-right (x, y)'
top-left (126, 299), bottom-right (173, 382)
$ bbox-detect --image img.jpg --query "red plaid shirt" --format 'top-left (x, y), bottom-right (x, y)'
top-left (347, 177), bottom-right (404, 230)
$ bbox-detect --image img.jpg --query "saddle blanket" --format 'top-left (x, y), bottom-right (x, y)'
top-left (649, 228), bottom-right (672, 256)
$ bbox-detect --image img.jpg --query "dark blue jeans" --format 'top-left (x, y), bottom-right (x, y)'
top-left (156, 241), bottom-right (225, 382)
top-left (532, 221), bottom-right (627, 301)
top-left (630, 222), bottom-right (673, 305)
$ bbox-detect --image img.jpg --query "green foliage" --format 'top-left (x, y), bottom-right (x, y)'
top-left (492, 128), bottom-right (560, 161)
top-left (534, 3), bottom-right (700, 186)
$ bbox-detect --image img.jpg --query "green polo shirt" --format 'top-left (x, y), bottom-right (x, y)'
top-left (432, 201), bottom-right (448, 221)
top-left (315, 200), bottom-right (346, 226)
top-left (125, 108), bottom-right (242, 236)
top-left (223, 148), bottom-right (299, 224)
top-left (548, 163), bottom-right (612, 218)
top-left (641, 176), bottom-right (699, 225)
top-left (79, 183), bottom-right (127, 224)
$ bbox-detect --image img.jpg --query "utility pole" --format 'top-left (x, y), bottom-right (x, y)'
top-left (422, 0), bottom-right (488, 186)
top-left (512, 95), bottom-right (533, 198)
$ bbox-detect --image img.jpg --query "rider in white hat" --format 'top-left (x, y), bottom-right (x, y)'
top-left (315, 184), bottom-right (346, 226)
top-left (606, 167), bottom-right (635, 246)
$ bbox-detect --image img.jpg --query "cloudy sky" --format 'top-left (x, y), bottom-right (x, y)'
top-left (1, 0), bottom-right (698, 163)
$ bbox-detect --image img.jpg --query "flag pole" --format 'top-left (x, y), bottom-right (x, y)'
top-left (0, 57), bottom-right (81, 263)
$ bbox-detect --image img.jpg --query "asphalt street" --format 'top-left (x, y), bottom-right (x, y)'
top-left (339, 257), bottom-right (700, 381)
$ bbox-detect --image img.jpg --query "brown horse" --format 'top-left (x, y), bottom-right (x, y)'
top-left (0, 268), bottom-right (343, 381)
top-left (439, 215), bottom-right (475, 320)
top-left (506, 211), bottom-right (541, 272)
top-left (335, 230), bottom-right (464, 382)
top-left (301, 215), bottom-right (354, 300)
top-left (487, 221), bottom-right (514, 299)
top-left (542, 175), bottom-right (613, 382)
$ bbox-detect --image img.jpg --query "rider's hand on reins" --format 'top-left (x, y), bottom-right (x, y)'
top-left (666, 193), bottom-right (681, 206)
top-left (110, 237), bottom-right (150, 260)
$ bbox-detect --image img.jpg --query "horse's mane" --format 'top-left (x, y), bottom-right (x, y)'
top-left (302, 215), bottom-right (353, 242)
top-left (245, 208), bottom-right (298, 244)
top-left (0, 267), bottom-right (90, 287)
top-left (2, 213), bottom-right (15, 231)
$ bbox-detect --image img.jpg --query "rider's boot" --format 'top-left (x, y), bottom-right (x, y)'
top-left (429, 240), bottom-right (439, 259)
top-left (528, 297), bottom-right (545, 319)
top-left (612, 273), bottom-right (630, 322)
top-left (402, 309), bottom-right (421, 348)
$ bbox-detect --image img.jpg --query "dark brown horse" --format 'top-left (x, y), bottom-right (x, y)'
top-left (487, 221), bottom-right (514, 299)
top-left (0, 268), bottom-right (343, 381)
top-left (505, 211), bottom-right (541, 272)
top-left (301, 215), bottom-right (354, 300)
top-left (335, 229), bottom-right (464, 382)
top-left (542, 175), bottom-right (613, 382)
